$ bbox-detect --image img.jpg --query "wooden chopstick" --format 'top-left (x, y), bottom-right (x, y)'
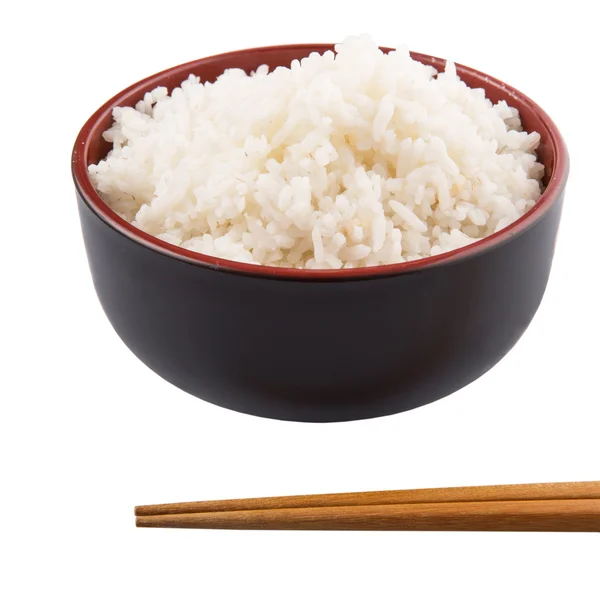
top-left (135, 481), bottom-right (600, 516)
top-left (136, 498), bottom-right (600, 532)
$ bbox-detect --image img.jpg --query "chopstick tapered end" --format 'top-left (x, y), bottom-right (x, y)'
top-left (135, 504), bottom-right (166, 516)
top-left (136, 516), bottom-right (156, 528)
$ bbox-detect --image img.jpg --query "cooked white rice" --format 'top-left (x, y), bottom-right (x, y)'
top-left (89, 35), bottom-right (544, 269)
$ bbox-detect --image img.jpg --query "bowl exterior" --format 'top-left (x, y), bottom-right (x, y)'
top-left (76, 187), bottom-right (564, 422)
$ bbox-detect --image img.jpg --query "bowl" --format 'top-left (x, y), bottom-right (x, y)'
top-left (72, 44), bottom-right (569, 422)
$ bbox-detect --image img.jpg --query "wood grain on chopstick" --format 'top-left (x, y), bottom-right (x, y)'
top-left (135, 481), bottom-right (600, 516)
top-left (136, 499), bottom-right (600, 532)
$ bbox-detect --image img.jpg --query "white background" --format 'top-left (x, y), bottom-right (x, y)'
top-left (2, 1), bottom-right (599, 588)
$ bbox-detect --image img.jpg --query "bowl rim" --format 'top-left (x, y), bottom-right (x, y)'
top-left (72, 43), bottom-right (569, 281)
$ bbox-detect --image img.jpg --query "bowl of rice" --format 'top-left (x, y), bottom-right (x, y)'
top-left (72, 36), bottom-right (568, 422)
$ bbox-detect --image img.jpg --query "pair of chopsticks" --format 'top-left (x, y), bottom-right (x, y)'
top-left (136, 481), bottom-right (600, 532)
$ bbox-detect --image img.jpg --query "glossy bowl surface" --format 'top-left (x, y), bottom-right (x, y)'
top-left (73, 44), bottom-right (568, 422)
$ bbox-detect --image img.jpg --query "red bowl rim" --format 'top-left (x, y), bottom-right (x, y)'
top-left (72, 43), bottom-right (569, 281)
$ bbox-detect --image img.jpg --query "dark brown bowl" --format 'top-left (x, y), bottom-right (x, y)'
top-left (72, 44), bottom-right (569, 422)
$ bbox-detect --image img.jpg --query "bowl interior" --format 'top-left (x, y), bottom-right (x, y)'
top-left (75, 44), bottom-right (567, 279)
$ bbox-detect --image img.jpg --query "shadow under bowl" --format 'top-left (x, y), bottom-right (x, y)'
top-left (72, 44), bottom-right (569, 422)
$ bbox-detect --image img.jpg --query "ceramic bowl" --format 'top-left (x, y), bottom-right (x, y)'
top-left (72, 44), bottom-right (568, 422)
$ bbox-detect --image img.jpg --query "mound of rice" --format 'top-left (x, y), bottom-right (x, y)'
top-left (89, 35), bottom-right (544, 269)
